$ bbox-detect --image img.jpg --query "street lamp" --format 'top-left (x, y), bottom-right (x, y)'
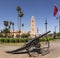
top-left (45, 19), bottom-right (48, 33)
top-left (45, 19), bottom-right (48, 40)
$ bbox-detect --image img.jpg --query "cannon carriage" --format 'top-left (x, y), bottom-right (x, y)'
top-left (6, 31), bottom-right (51, 57)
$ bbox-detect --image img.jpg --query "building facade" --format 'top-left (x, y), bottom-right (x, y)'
top-left (1, 16), bottom-right (37, 38)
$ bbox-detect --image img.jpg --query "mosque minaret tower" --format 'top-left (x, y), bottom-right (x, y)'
top-left (30, 16), bottom-right (36, 37)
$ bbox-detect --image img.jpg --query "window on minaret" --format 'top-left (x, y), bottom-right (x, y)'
top-left (32, 20), bottom-right (34, 22)
top-left (32, 24), bottom-right (34, 26)
top-left (32, 28), bottom-right (34, 31)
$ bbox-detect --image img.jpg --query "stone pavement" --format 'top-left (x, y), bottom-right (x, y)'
top-left (0, 40), bottom-right (60, 58)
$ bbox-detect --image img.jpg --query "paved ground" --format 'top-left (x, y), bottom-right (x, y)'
top-left (0, 40), bottom-right (60, 58)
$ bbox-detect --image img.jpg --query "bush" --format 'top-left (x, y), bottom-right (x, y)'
top-left (0, 38), bottom-right (31, 43)
top-left (19, 38), bottom-right (26, 42)
top-left (4, 38), bottom-right (9, 43)
top-left (39, 38), bottom-right (45, 42)
top-left (10, 38), bottom-right (15, 43)
top-left (18, 38), bottom-right (31, 42)
top-left (0, 37), bottom-right (55, 43)
top-left (0, 38), bottom-right (4, 43)
top-left (15, 39), bottom-right (19, 43)
top-left (39, 37), bottom-right (54, 42)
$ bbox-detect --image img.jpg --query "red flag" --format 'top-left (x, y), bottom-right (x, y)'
top-left (54, 5), bottom-right (58, 16)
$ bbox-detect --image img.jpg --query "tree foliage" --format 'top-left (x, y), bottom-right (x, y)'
top-left (3, 21), bottom-right (9, 28)
top-left (2, 28), bottom-right (10, 37)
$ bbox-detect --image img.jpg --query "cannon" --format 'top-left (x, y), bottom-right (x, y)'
top-left (6, 31), bottom-right (51, 57)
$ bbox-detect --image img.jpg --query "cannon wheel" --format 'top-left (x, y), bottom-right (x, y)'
top-left (26, 42), bottom-right (41, 57)
top-left (26, 38), bottom-right (50, 57)
top-left (40, 38), bottom-right (50, 56)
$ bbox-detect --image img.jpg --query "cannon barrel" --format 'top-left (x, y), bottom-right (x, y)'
top-left (37, 31), bottom-right (51, 39)
top-left (26, 31), bottom-right (51, 45)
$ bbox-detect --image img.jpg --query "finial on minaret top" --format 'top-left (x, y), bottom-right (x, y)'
top-left (31, 16), bottom-right (35, 20)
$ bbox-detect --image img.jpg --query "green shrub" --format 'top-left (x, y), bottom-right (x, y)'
top-left (48, 38), bottom-right (54, 41)
top-left (19, 38), bottom-right (26, 42)
top-left (0, 38), bottom-right (31, 43)
top-left (39, 38), bottom-right (45, 42)
top-left (39, 37), bottom-right (54, 42)
top-left (25, 38), bottom-right (31, 42)
top-left (0, 37), bottom-right (55, 43)
top-left (0, 38), bottom-right (4, 43)
top-left (18, 38), bottom-right (31, 42)
top-left (15, 39), bottom-right (19, 43)
top-left (10, 38), bottom-right (15, 43)
top-left (4, 38), bottom-right (9, 43)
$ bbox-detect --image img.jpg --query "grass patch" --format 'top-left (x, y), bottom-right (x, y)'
top-left (0, 43), bottom-right (25, 46)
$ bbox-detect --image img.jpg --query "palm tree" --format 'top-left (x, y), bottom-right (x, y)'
top-left (22, 23), bottom-right (24, 34)
top-left (16, 6), bottom-right (21, 36)
top-left (4, 21), bottom-right (9, 28)
top-left (19, 12), bottom-right (24, 17)
top-left (16, 6), bottom-right (21, 12)
top-left (8, 25), bottom-right (11, 36)
top-left (12, 22), bottom-right (14, 36)
top-left (19, 11), bottom-right (24, 33)
top-left (9, 21), bottom-right (12, 31)
top-left (3, 21), bottom-right (9, 37)
top-left (3, 28), bottom-right (10, 37)
top-left (10, 21), bottom-right (14, 37)
top-left (10, 21), bottom-right (12, 26)
top-left (9, 21), bottom-right (12, 36)
top-left (16, 6), bottom-right (24, 37)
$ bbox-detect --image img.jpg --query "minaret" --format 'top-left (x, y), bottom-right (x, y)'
top-left (30, 16), bottom-right (36, 37)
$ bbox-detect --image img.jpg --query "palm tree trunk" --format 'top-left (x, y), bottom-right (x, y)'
top-left (22, 26), bottom-right (23, 34)
top-left (20, 17), bottom-right (21, 38)
top-left (13, 25), bottom-right (14, 37)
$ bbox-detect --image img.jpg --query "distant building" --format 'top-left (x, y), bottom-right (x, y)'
top-left (10, 30), bottom-right (27, 38)
top-left (11, 16), bottom-right (37, 38)
top-left (1, 16), bottom-right (37, 38)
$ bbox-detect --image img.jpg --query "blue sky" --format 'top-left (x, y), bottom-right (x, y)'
top-left (0, 0), bottom-right (60, 34)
